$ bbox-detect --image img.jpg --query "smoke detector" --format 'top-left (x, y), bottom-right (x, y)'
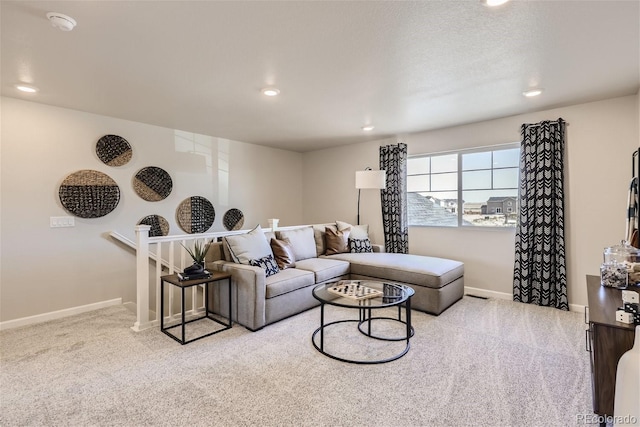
top-left (46, 12), bottom-right (77, 31)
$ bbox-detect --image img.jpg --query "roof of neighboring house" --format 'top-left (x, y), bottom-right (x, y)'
top-left (408, 193), bottom-right (472, 226)
top-left (486, 196), bottom-right (518, 203)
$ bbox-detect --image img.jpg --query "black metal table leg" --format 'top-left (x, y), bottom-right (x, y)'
top-left (320, 303), bottom-right (325, 351)
top-left (227, 277), bottom-right (232, 327)
top-left (181, 286), bottom-right (186, 343)
top-left (160, 279), bottom-right (165, 331)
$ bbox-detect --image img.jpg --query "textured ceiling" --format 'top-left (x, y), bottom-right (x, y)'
top-left (1, 1), bottom-right (639, 152)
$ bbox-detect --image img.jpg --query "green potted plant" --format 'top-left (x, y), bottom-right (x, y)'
top-left (181, 240), bottom-right (211, 274)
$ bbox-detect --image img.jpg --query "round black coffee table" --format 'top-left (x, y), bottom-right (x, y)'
top-left (311, 280), bottom-right (415, 364)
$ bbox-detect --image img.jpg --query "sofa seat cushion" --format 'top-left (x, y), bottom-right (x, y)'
top-left (324, 253), bottom-right (463, 289)
top-left (295, 257), bottom-right (351, 283)
top-left (265, 268), bottom-right (315, 299)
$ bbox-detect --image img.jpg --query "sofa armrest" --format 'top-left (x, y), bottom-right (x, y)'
top-left (372, 244), bottom-right (385, 253)
top-left (211, 260), bottom-right (266, 331)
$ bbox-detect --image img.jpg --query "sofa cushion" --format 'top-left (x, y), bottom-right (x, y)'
top-left (295, 257), bottom-right (350, 283)
top-left (276, 227), bottom-right (317, 261)
top-left (249, 254), bottom-right (280, 277)
top-left (325, 227), bottom-right (350, 255)
top-left (313, 223), bottom-right (337, 256)
top-left (270, 237), bottom-right (296, 270)
top-left (336, 220), bottom-right (369, 240)
top-left (325, 252), bottom-right (464, 289)
top-left (265, 268), bottom-right (315, 299)
top-left (349, 237), bottom-right (373, 253)
top-left (223, 224), bottom-right (273, 264)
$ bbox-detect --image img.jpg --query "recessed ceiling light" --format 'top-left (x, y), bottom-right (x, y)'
top-left (46, 12), bottom-right (77, 31)
top-left (481, 0), bottom-right (510, 6)
top-left (523, 88), bottom-right (544, 97)
top-left (261, 88), bottom-right (280, 97)
top-left (362, 125), bottom-right (375, 131)
top-left (15, 84), bottom-right (39, 93)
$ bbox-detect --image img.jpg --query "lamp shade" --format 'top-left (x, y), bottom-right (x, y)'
top-left (355, 170), bottom-right (386, 189)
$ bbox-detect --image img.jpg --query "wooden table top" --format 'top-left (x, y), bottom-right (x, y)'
top-left (586, 274), bottom-right (637, 331)
top-left (161, 271), bottom-right (231, 287)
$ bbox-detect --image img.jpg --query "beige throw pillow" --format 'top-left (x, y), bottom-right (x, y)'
top-left (313, 223), bottom-right (337, 256)
top-left (223, 224), bottom-right (273, 264)
top-left (276, 226), bottom-right (317, 261)
top-left (270, 238), bottom-right (296, 270)
top-left (324, 227), bottom-right (350, 255)
top-left (336, 220), bottom-right (369, 240)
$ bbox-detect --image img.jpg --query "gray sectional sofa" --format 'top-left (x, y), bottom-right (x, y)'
top-left (206, 222), bottom-right (464, 331)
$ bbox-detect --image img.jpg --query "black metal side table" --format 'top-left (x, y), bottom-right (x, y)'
top-left (160, 271), bottom-right (232, 345)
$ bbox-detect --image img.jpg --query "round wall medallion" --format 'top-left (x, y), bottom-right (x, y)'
top-left (138, 214), bottom-right (170, 237)
top-left (176, 196), bottom-right (215, 234)
top-left (133, 166), bottom-right (172, 201)
top-left (59, 170), bottom-right (120, 218)
top-left (223, 208), bottom-right (245, 231)
top-left (96, 135), bottom-right (132, 166)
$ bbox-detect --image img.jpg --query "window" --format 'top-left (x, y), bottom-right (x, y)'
top-left (407, 143), bottom-right (520, 227)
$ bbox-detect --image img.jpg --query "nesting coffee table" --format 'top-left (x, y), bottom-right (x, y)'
top-left (312, 280), bottom-right (415, 364)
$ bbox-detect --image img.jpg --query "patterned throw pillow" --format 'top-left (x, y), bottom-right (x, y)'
top-left (249, 254), bottom-right (280, 277)
top-left (349, 238), bottom-right (373, 253)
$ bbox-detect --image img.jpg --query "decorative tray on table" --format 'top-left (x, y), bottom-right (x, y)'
top-left (327, 282), bottom-right (383, 300)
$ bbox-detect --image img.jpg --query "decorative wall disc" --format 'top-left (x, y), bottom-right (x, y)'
top-left (176, 196), bottom-right (215, 234)
top-left (138, 214), bottom-right (170, 237)
top-left (59, 170), bottom-right (120, 218)
top-left (133, 166), bottom-right (172, 201)
top-left (223, 208), bottom-right (245, 231)
top-left (96, 135), bottom-right (132, 166)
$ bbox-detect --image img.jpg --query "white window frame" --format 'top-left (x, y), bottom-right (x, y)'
top-left (407, 142), bottom-right (520, 228)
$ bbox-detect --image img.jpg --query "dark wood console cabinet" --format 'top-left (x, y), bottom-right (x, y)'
top-left (585, 275), bottom-right (636, 417)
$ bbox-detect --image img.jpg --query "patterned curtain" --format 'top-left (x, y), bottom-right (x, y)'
top-left (379, 143), bottom-right (408, 253)
top-left (513, 119), bottom-right (568, 310)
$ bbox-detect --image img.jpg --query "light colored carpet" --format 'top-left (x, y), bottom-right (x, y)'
top-left (0, 296), bottom-right (592, 426)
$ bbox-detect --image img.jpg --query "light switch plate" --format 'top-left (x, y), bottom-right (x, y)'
top-left (50, 216), bottom-right (75, 228)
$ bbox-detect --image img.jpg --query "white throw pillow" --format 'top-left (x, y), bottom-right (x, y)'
top-left (336, 220), bottom-right (369, 240)
top-left (276, 226), bottom-right (317, 261)
top-left (223, 224), bottom-right (273, 265)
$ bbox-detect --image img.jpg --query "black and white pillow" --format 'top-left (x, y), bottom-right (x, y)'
top-left (249, 254), bottom-right (280, 277)
top-left (349, 238), bottom-right (373, 253)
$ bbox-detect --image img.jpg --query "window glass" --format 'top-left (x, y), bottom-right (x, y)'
top-left (493, 148), bottom-right (520, 168)
top-left (407, 175), bottom-right (430, 192)
top-left (462, 170), bottom-right (491, 190)
top-left (431, 172), bottom-right (457, 191)
top-left (407, 157), bottom-right (430, 175)
top-left (493, 168), bottom-right (519, 189)
top-left (431, 154), bottom-right (457, 173)
top-left (408, 143), bottom-right (519, 228)
top-left (462, 152), bottom-right (491, 170)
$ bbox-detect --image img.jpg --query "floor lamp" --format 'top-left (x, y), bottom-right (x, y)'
top-left (355, 168), bottom-right (386, 225)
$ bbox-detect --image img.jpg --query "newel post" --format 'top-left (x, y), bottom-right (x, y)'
top-left (132, 225), bottom-right (151, 331)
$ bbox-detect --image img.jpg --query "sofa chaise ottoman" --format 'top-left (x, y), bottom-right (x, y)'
top-left (206, 223), bottom-right (464, 331)
top-left (323, 252), bottom-right (464, 316)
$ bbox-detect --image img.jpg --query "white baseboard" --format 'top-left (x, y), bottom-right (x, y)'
top-left (464, 286), bottom-right (512, 301)
top-left (464, 286), bottom-right (585, 314)
top-left (0, 298), bottom-right (122, 331)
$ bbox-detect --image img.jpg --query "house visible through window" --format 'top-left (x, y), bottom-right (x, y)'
top-left (407, 143), bottom-right (520, 227)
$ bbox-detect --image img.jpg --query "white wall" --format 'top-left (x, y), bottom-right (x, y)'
top-left (303, 95), bottom-right (639, 308)
top-left (0, 97), bottom-right (303, 322)
top-left (2, 94), bottom-right (637, 323)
